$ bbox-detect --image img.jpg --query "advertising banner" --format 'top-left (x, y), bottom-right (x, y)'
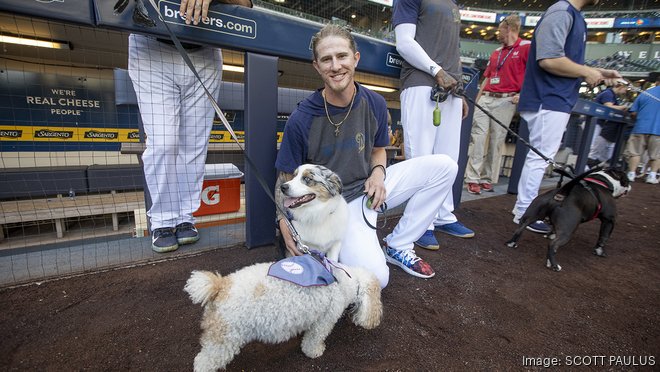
top-left (0, 0), bottom-right (95, 26)
top-left (94, 0), bottom-right (402, 78)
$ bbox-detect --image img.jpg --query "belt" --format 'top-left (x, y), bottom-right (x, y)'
top-left (483, 91), bottom-right (517, 98)
top-left (156, 38), bottom-right (203, 51)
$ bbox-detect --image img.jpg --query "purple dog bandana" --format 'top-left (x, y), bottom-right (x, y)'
top-left (268, 254), bottom-right (336, 287)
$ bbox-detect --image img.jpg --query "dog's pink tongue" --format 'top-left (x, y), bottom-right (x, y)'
top-left (283, 197), bottom-right (297, 208)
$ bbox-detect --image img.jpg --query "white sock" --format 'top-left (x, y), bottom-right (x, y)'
top-left (648, 172), bottom-right (657, 179)
top-left (628, 171), bottom-right (636, 180)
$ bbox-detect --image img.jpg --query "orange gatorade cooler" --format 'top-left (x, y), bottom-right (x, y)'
top-left (193, 164), bottom-right (243, 217)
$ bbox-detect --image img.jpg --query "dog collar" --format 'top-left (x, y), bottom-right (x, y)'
top-left (584, 177), bottom-right (611, 191)
top-left (586, 171), bottom-right (628, 198)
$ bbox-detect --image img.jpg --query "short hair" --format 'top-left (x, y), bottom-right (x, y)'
top-left (651, 71), bottom-right (660, 83)
top-left (310, 24), bottom-right (357, 61)
top-left (501, 15), bottom-right (521, 32)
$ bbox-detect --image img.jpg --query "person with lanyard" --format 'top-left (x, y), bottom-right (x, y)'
top-left (128, 0), bottom-right (253, 253)
top-left (392, 0), bottom-right (475, 254)
top-left (512, 0), bottom-right (621, 234)
top-left (275, 25), bottom-right (459, 286)
top-left (465, 14), bottom-right (530, 195)
top-left (586, 82), bottom-right (629, 170)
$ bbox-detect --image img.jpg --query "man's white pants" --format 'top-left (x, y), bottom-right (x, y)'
top-left (338, 154), bottom-right (457, 288)
top-left (513, 109), bottom-right (570, 217)
top-left (128, 34), bottom-right (222, 230)
top-left (400, 86), bottom-right (463, 226)
top-left (465, 95), bottom-right (516, 184)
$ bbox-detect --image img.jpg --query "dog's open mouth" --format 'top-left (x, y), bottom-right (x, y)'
top-left (283, 194), bottom-right (316, 208)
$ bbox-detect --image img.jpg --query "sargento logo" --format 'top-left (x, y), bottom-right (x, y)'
top-left (0, 130), bottom-right (23, 138)
top-left (209, 133), bottom-right (226, 141)
top-left (35, 129), bottom-right (73, 138)
top-left (127, 131), bottom-right (140, 140)
top-left (84, 130), bottom-right (118, 139)
top-left (161, 1), bottom-right (257, 39)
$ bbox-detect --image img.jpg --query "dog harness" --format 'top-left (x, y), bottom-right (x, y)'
top-left (581, 177), bottom-right (612, 222)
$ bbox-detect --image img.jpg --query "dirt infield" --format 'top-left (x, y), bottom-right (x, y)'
top-left (1, 182), bottom-right (659, 371)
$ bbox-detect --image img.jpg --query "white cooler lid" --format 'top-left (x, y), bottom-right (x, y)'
top-left (203, 163), bottom-right (244, 180)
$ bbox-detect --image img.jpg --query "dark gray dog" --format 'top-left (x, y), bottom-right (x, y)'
top-left (506, 168), bottom-right (631, 271)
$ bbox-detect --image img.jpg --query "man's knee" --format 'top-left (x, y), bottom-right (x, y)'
top-left (372, 264), bottom-right (390, 289)
top-left (431, 154), bottom-right (459, 177)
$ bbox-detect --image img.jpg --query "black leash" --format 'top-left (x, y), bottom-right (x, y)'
top-left (145, 0), bottom-right (311, 254)
top-left (361, 194), bottom-right (387, 230)
top-left (451, 86), bottom-right (576, 180)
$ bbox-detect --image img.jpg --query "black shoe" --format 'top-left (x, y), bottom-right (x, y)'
top-left (175, 222), bottom-right (200, 245)
top-left (152, 228), bottom-right (178, 253)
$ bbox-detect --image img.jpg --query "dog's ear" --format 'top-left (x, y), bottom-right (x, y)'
top-left (325, 170), bottom-right (343, 196)
top-left (314, 165), bottom-right (343, 196)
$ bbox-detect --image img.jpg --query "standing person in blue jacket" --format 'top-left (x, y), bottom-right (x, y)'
top-left (392, 0), bottom-right (475, 252)
top-left (512, 0), bottom-right (621, 234)
top-left (624, 74), bottom-right (660, 184)
top-left (275, 25), bottom-right (459, 285)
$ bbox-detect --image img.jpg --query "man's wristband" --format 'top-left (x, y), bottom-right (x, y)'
top-left (370, 164), bottom-right (386, 180)
top-left (430, 64), bottom-right (443, 77)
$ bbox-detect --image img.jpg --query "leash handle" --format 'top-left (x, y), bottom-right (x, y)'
top-left (146, 0), bottom-right (306, 252)
top-left (361, 194), bottom-right (387, 230)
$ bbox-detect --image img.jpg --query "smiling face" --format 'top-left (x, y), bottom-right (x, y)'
top-left (312, 35), bottom-right (360, 97)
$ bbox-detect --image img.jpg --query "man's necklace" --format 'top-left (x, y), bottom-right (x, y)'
top-left (323, 87), bottom-right (357, 137)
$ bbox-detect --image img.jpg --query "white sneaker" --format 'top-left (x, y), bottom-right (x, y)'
top-left (646, 177), bottom-right (659, 184)
top-left (627, 172), bottom-right (636, 182)
top-left (512, 209), bottom-right (522, 224)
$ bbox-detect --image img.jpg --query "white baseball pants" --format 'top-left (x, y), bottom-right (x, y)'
top-left (400, 86), bottom-right (463, 226)
top-left (338, 154), bottom-right (458, 288)
top-left (513, 109), bottom-right (570, 217)
top-left (128, 34), bottom-right (222, 231)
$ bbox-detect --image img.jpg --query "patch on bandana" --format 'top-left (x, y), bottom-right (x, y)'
top-left (268, 254), bottom-right (336, 286)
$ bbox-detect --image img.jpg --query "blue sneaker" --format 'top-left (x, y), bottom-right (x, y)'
top-left (526, 220), bottom-right (551, 234)
top-left (384, 246), bottom-right (435, 278)
top-left (414, 230), bottom-right (439, 250)
top-left (434, 221), bottom-right (475, 238)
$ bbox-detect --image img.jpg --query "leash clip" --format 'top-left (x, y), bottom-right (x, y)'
top-left (430, 85), bottom-right (450, 103)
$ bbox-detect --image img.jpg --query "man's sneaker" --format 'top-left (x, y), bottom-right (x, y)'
top-left (466, 182), bottom-right (481, 194)
top-left (526, 220), bottom-right (551, 234)
top-left (415, 230), bottom-right (439, 250)
top-left (384, 246), bottom-right (435, 278)
top-left (645, 176), bottom-right (659, 184)
top-left (152, 228), bottom-right (178, 253)
top-left (176, 222), bottom-right (200, 245)
top-left (627, 172), bottom-right (636, 182)
top-left (435, 221), bottom-right (475, 238)
top-left (480, 182), bottom-right (494, 192)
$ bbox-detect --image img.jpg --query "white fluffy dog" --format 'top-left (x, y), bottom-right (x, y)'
top-left (280, 164), bottom-right (349, 261)
top-left (184, 262), bottom-right (382, 372)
